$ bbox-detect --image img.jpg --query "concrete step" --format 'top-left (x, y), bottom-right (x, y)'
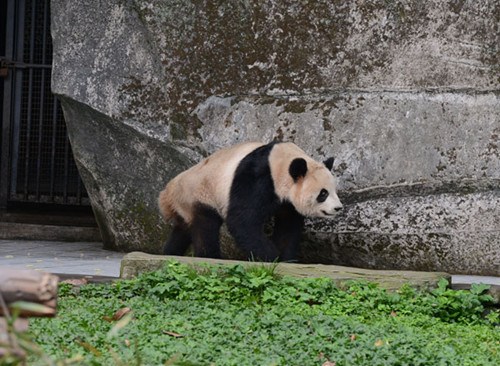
top-left (0, 222), bottom-right (101, 242)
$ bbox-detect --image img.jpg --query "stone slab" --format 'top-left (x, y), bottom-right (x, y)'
top-left (120, 251), bottom-right (451, 291)
top-left (0, 222), bottom-right (102, 242)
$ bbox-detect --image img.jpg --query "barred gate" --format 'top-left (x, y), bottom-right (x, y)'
top-left (0, 0), bottom-right (89, 208)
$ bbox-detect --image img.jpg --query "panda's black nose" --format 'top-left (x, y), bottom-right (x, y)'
top-left (334, 206), bottom-right (343, 212)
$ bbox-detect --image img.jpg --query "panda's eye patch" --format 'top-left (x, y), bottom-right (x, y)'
top-left (317, 189), bottom-right (329, 203)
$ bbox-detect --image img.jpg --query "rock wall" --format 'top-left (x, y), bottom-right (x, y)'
top-left (51, 0), bottom-right (499, 275)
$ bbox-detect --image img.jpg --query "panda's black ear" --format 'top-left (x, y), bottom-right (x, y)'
top-left (323, 157), bottom-right (334, 171)
top-left (289, 158), bottom-right (308, 182)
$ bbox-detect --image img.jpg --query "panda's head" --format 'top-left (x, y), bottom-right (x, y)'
top-left (287, 157), bottom-right (343, 218)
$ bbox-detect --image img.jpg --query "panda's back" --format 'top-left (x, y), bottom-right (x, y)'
top-left (167, 142), bottom-right (265, 223)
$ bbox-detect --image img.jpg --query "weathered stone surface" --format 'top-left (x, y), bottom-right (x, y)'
top-left (59, 98), bottom-right (191, 252)
top-left (196, 92), bottom-right (499, 188)
top-left (51, 0), bottom-right (499, 274)
top-left (120, 252), bottom-right (451, 291)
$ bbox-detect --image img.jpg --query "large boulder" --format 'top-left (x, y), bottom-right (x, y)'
top-left (51, 0), bottom-right (499, 275)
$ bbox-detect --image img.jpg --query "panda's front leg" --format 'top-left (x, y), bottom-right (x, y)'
top-left (272, 202), bottom-right (304, 262)
top-left (226, 211), bottom-right (280, 262)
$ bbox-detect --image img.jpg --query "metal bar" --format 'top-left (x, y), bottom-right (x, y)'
top-left (36, 86), bottom-right (45, 200)
top-left (23, 0), bottom-right (36, 200)
top-left (0, 60), bottom-right (51, 69)
top-left (3, 0), bottom-right (89, 207)
top-left (35, 0), bottom-right (49, 201)
top-left (0, 0), bottom-right (16, 208)
top-left (9, 0), bottom-right (26, 201)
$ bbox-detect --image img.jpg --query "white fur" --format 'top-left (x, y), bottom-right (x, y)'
top-left (269, 143), bottom-right (342, 218)
top-left (159, 142), bottom-right (264, 224)
top-left (159, 141), bottom-right (342, 225)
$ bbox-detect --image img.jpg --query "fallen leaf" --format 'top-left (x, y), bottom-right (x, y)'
top-left (124, 339), bottom-right (131, 347)
top-left (163, 330), bottom-right (185, 338)
top-left (76, 339), bottom-right (102, 356)
top-left (113, 307), bottom-right (132, 321)
top-left (107, 312), bottom-right (133, 338)
top-left (350, 334), bottom-right (357, 341)
top-left (390, 311), bottom-right (397, 317)
top-left (374, 339), bottom-right (385, 347)
top-left (322, 361), bottom-right (336, 366)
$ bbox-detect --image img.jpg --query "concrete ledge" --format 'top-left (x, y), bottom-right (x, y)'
top-left (120, 252), bottom-right (451, 291)
top-left (0, 222), bottom-right (102, 242)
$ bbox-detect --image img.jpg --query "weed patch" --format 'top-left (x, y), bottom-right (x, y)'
top-left (25, 262), bottom-right (500, 365)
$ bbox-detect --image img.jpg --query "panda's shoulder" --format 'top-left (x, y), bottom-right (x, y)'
top-left (234, 141), bottom-right (276, 172)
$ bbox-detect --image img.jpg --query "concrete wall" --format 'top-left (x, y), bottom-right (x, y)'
top-left (51, 0), bottom-right (499, 275)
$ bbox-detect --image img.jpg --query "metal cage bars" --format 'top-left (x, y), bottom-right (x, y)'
top-left (0, 0), bottom-right (89, 208)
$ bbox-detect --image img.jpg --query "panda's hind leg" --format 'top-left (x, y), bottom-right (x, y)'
top-left (190, 203), bottom-right (223, 258)
top-left (163, 216), bottom-right (192, 255)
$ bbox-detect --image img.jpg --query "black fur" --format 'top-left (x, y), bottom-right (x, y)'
top-left (163, 205), bottom-right (223, 258)
top-left (163, 215), bottom-right (191, 255)
top-left (323, 157), bottom-right (334, 170)
top-left (164, 142), bottom-right (306, 262)
top-left (190, 204), bottom-right (223, 258)
top-left (289, 158), bottom-right (308, 182)
top-left (271, 202), bottom-right (304, 261)
top-left (226, 142), bottom-right (305, 262)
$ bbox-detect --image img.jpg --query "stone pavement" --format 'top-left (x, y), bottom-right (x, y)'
top-left (0, 239), bottom-right (498, 286)
top-left (0, 239), bottom-right (123, 277)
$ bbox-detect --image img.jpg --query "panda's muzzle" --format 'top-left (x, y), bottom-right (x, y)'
top-left (321, 207), bottom-right (343, 216)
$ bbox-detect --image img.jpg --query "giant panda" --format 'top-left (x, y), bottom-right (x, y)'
top-left (158, 141), bottom-right (343, 262)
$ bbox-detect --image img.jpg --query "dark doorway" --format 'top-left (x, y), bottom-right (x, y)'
top-left (0, 0), bottom-right (89, 210)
